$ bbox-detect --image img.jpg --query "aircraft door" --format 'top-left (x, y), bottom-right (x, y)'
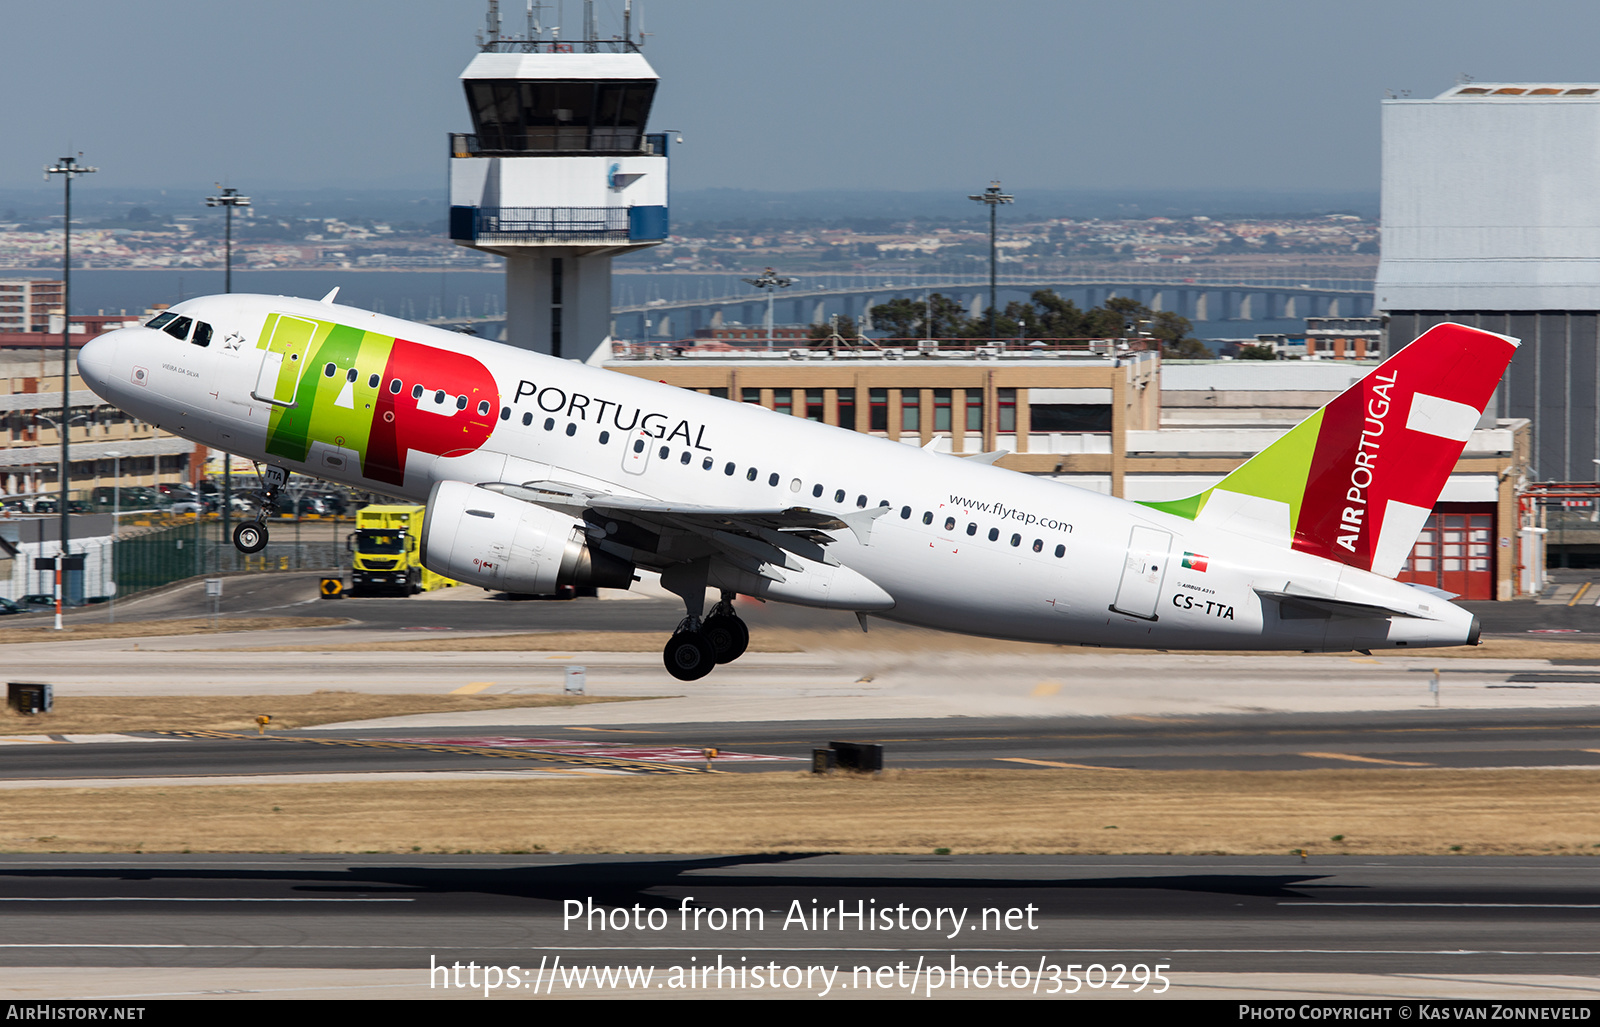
top-left (621, 428), bottom-right (653, 475)
top-left (250, 314), bottom-right (317, 407)
top-left (1110, 525), bottom-right (1172, 621)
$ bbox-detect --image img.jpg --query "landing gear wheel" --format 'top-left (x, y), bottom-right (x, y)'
top-left (702, 613), bottom-right (749, 664)
top-left (232, 521), bottom-right (268, 554)
top-left (663, 630), bottom-right (716, 681)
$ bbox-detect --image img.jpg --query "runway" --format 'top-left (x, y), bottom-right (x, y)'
top-left (0, 854), bottom-right (1597, 999)
top-left (6, 709), bottom-right (1600, 784)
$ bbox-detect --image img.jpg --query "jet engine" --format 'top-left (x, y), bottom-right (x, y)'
top-left (421, 481), bottom-right (634, 594)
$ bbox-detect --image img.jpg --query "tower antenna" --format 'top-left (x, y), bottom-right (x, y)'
top-left (486, 0), bottom-right (500, 45)
top-left (583, 0), bottom-right (597, 52)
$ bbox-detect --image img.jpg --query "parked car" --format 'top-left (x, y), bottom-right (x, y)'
top-left (0, 597), bottom-right (30, 615)
top-left (16, 594), bottom-right (57, 611)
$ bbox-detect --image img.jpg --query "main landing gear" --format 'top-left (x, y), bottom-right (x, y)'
top-left (661, 590), bottom-right (750, 682)
top-left (231, 464), bottom-right (286, 555)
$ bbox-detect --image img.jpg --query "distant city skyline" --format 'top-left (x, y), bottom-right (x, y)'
top-left (2, 0), bottom-right (1597, 198)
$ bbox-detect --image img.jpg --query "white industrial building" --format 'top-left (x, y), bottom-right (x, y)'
top-left (1376, 82), bottom-right (1600, 483)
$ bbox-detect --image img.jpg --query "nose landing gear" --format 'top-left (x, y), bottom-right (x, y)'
top-left (230, 464), bottom-right (286, 555)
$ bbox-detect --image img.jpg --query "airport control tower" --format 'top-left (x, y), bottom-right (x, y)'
top-left (449, 1), bottom-right (668, 362)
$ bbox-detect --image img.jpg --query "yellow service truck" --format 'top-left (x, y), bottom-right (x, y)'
top-left (347, 505), bottom-right (456, 596)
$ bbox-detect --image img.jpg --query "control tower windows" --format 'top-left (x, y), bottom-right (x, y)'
top-left (465, 80), bottom-right (658, 154)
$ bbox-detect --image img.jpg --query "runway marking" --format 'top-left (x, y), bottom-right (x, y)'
top-left (449, 682), bottom-right (494, 695)
top-left (1031, 682), bottom-right (1062, 697)
top-left (0, 897), bottom-right (414, 903)
top-left (997, 758), bottom-right (1119, 771)
top-left (1299, 751), bottom-right (1433, 767)
top-left (1348, 658), bottom-right (1381, 664)
top-left (565, 727), bottom-right (661, 734)
top-left (155, 730), bottom-right (715, 774)
top-left (1569, 583), bottom-right (1593, 607)
top-left (1280, 902), bottom-right (1600, 909)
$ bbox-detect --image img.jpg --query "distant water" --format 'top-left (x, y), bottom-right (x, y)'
top-left (23, 267), bottom-right (1310, 342)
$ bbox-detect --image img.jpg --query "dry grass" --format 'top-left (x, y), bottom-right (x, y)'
top-left (0, 617), bottom-right (349, 644)
top-left (0, 691), bottom-right (661, 734)
top-left (3, 769), bottom-right (1598, 856)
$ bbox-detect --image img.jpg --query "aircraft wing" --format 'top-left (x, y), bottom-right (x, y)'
top-left (481, 481), bottom-right (893, 580)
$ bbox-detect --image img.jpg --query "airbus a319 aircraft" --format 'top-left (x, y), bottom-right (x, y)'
top-left (76, 293), bottom-right (1517, 680)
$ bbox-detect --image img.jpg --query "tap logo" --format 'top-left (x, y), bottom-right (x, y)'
top-left (131, 366), bottom-right (148, 387)
top-left (257, 313), bottom-right (497, 487)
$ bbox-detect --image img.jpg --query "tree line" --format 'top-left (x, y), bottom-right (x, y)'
top-left (808, 289), bottom-right (1210, 358)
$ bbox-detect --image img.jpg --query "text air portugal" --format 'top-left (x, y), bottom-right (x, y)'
top-left (1293, 323), bottom-right (1518, 576)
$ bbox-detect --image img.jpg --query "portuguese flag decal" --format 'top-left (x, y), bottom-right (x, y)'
top-left (1182, 552), bottom-right (1209, 572)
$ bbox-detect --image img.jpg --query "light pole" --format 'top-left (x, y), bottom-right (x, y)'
top-left (206, 186), bottom-right (249, 562)
top-left (45, 154), bottom-right (96, 624)
top-left (740, 268), bottom-right (794, 351)
top-left (967, 181), bottom-right (1013, 338)
top-left (106, 449), bottom-right (120, 623)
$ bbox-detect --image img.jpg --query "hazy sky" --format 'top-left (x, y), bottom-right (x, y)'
top-left (4, 0), bottom-right (1598, 198)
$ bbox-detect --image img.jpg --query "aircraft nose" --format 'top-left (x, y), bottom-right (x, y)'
top-left (75, 331), bottom-right (117, 399)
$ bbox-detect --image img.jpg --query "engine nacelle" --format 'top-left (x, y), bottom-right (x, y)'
top-left (421, 481), bottom-right (634, 593)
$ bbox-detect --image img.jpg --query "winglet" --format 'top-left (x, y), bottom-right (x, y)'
top-left (319, 287), bottom-right (340, 305)
top-left (838, 506), bottom-right (891, 545)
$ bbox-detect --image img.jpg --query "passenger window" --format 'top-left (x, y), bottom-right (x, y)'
top-left (1055, 544), bottom-right (1065, 558)
top-left (162, 316), bottom-right (193, 341)
top-left (880, 500), bottom-right (890, 507)
top-left (900, 506), bottom-right (911, 519)
top-left (146, 312), bottom-right (177, 330)
top-left (856, 495), bottom-right (867, 508)
top-left (347, 368), bottom-right (359, 383)
top-left (411, 384), bottom-right (424, 399)
top-left (522, 412), bottom-right (534, 426)
top-left (768, 473), bottom-right (779, 487)
top-left (659, 445), bottom-right (670, 459)
top-left (435, 390), bottom-right (447, 404)
top-left (724, 462), bottom-right (736, 476)
top-left (456, 395), bottom-right (468, 410)
top-left (944, 516), bottom-right (956, 531)
top-left (746, 467), bottom-right (758, 481)
top-left (634, 439), bottom-right (645, 453)
top-left (499, 406), bottom-right (511, 421)
top-left (390, 379), bottom-right (403, 394)
top-left (1010, 534), bottom-right (1021, 547)
top-left (702, 457), bottom-right (713, 470)
top-left (988, 528), bottom-right (999, 542)
top-left (680, 450), bottom-right (691, 464)
top-left (544, 418), bottom-right (555, 430)
top-left (323, 363), bottom-right (337, 378)
top-left (966, 523), bottom-right (977, 536)
top-left (834, 489), bottom-right (846, 503)
top-left (479, 401), bottom-right (491, 415)
top-left (370, 374), bottom-right (382, 389)
top-left (568, 423), bottom-right (579, 437)
top-left (191, 322), bottom-right (212, 347)
top-left (813, 484), bottom-right (824, 498)
top-left (790, 478), bottom-right (802, 492)
top-left (922, 511), bottom-right (933, 525)
top-left (601, 431), bottom-right (611, 445)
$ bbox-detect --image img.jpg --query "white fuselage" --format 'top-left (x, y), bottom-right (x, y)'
top-left (77, 294), bottom-right (1477, 651)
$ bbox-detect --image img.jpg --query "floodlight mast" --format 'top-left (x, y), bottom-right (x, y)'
top-left (206, 186), bottom-right (250, 549)
top-left (740, 268), bottom-right (795, 350)
top-left (45, 154), bottom-right (96, 628)
top-left (967, 181), bottom-right (1014, 338)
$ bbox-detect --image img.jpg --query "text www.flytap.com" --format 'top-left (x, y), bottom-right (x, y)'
top-left (946, 495), bottom-right (1075, 533)
top-left (430, 954), bottom-right (1171, 997)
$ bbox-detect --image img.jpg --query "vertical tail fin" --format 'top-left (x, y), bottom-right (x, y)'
top-left (1140, 323), bottom-right (1518, 577)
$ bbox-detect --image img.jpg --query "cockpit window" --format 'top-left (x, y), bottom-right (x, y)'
top-left (146, 312), bottom-right (177, 330)
top-left (191, 321), bottom-right (212, 348)
top-left (162, 316), bottom-right (193, 341)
